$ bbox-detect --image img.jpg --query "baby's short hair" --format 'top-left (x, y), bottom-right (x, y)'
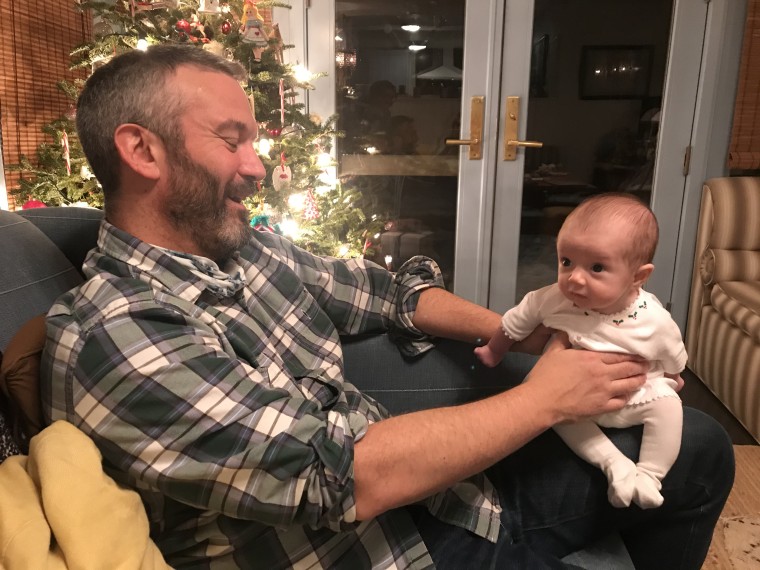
top-left (563, 193), bottom-right (659, 267)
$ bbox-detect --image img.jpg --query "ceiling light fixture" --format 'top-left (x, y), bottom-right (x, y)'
top-left (408, 44), bottom-right (426, 51)
top-left (401, 24), bottom-right (420, 32)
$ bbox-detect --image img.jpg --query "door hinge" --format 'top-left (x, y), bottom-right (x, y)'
top-left (683, 146), bottom-right (692, 177)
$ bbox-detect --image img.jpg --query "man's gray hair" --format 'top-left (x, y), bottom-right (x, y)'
top-left (76, 44), bottom-right (246, 201)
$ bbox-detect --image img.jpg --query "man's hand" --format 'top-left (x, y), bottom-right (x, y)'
top-left (522, 346), bottom-right (649, 424)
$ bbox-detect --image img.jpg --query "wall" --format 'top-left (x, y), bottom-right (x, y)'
top-left (0, 1), bottom-right (91, 210)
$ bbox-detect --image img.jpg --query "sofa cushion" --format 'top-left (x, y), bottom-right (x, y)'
top-left (18, 207), bottom-right (103, 276)
top-left (0, 315), bottom-right (46, 443)
top-left (710, 281), bottom-right (760, 343)
top-left (0, 211), bottom-right (83, 352)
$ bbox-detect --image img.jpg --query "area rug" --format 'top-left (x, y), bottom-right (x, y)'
top-left (703, 445), bottom-right (760, 569)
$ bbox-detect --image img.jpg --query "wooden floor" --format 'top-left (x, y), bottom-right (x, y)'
top-left (680, 368), bottom-right (757, 445)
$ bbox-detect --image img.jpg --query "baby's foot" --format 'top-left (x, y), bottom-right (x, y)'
top-left (632, 469), bottom-right (664, 509)
top-left (603, 458), bottom-right (637, 508)
top-left (474, 346), bottom-right (501, 368)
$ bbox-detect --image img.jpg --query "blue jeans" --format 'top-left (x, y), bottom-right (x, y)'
top-left (413, 407), bottom-right (734, 569)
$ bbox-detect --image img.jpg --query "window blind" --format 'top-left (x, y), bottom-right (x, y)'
top-left (0, 1), bottom-right (91, 210)
top-left (729, 0), bottom-right (760, 170)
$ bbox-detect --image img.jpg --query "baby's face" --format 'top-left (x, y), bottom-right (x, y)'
top-left (556, 221), bottom-right (641, 314)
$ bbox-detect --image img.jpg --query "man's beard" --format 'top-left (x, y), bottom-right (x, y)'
top-left (164, 148), bottom-right (253, 262)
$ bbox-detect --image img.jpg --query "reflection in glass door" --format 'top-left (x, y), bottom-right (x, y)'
top-left (514, 0), bottom-right (674, 302)
top-left (332, 1), bottom-right (466, 288)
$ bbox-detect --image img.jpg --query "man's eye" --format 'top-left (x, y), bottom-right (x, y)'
top-left (224, 140), bottom-right (239, 150)
top-left (560, 258), bottom-right (571, 267)
top-left (592, 263), bottom-right (604, 273)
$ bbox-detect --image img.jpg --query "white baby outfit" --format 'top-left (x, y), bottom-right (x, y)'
top-left (502, 284), bottom-right (687, 509)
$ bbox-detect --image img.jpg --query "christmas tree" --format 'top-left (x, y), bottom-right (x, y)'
top-left (10, 0), bottom-right (386, 258)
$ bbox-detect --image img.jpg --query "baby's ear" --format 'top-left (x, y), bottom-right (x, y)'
top-left (634, 263), bottom-right (654, 286)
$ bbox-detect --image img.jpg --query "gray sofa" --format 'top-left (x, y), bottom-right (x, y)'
top-left (0, 207), bottom-right (632, 568)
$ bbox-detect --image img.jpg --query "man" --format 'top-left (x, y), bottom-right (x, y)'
top-left (41, 45), bottom-right (733, 569)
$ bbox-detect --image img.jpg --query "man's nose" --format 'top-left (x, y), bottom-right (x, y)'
top-left (240, 142), bottom-right (267, 180)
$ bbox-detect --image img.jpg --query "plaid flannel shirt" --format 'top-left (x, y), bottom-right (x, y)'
top-left (41, 221), bottom-right (502, 569)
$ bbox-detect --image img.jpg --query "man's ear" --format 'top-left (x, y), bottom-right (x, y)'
top-left (634, 263), bottom-right (654, 287)
top-left (113, 123), bottom-right (164, 181)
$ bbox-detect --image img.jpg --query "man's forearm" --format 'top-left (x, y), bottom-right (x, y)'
top-left (353, 381), bottom-right (556, 520)
top-left (412, 287), bottom-right (501, 343)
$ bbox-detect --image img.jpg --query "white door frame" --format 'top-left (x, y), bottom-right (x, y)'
top-left (667, 0), bottom-right (746, 331)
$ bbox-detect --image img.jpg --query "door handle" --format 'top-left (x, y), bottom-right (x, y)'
top-left (503, 96), bottom-right (543, 161)
top-left (445, 96), bottom-right (484, 160)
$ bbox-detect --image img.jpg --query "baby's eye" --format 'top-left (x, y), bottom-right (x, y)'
top-left (560, 257), bottom-right (571, 267)
top-left (591, 263), bottom-right (604, 273)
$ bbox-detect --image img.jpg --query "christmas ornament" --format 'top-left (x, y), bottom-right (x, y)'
top-left (80, 165), bottom-right (94, 180)
top-left (240, 0), bottom-right (269, 60)
top-left (304, 189), bottom-right (320, 221)
top-left (175, 19), bottom-right (191, 33)
top-left (61, 131), bottom-right (71, 175)
top-left (266, 126), bottom-right (282, 137)
top-left (220, 20), bottom-right (232, 34)
top-left (272, 164), bottom-right (292, 191)
top-left (22, 200), bottom-right (47, 209)
top-left (198, 0), bottom-right (223, 14)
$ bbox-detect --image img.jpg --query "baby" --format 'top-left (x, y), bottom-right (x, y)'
top-left (476, 193), bottom-right (686, 509)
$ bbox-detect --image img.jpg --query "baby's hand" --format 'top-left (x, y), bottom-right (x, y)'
top-left (665, 372), bottom-right (684, 392)
top-left (474, 345), bottom-right (502, 368)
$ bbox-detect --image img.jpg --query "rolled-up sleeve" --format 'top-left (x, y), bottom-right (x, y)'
top-left (63, 304), bottom-right (369, 532)
top-left (254, 233), bottom-right (445, 355)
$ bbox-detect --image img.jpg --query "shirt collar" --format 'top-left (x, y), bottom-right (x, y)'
top-left (92, 220), bottom-right (248, 302)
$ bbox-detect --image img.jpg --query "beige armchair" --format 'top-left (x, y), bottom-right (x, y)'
top-left (686, 177), bottom-right (760, 443)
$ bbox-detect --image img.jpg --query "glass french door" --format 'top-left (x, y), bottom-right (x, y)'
top-left (307, 0), bottom-right (505, 305)
top-left (307, 0), bottom-right (708, 315)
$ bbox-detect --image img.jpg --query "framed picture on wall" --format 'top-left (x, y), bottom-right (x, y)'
top-left (579, 45), bottom-right (653, 100)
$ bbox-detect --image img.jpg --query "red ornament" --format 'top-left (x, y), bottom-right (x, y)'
top-left (175, 19), bottom-right (191, 33)
top-left (221, 20), bottom-right (232, 34)
top-left (304, 189), bottom-right (320, 221)
top-left (266, 127), bottom-right (282, 137)
top-left (22, 200), bottom-right (46, 210)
